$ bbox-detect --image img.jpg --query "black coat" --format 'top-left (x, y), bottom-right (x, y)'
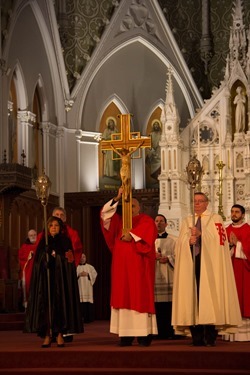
top-left (25, 232), bottom-right (83, 337)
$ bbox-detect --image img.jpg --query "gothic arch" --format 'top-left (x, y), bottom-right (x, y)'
top-left (144, 100), bottom-right (164, 133)
top-left (31, 76), bottom-right (49, 176)
top-left (8, 63), bottom-right (28, 163)
top-left (97, 94), bottom-right (128, 132)
top-left (11, 61), bottom-right (28, 110)
top-left (33, 75), bottom-right (49, 122)
top-left (145, 105), bottom-right (163, 188)
top-left (77, 37), bottom-right (200, 130)
top-left (98, 101), bottom-right (122, 186)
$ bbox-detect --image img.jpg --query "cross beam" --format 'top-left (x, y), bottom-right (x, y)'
top-left (101, 114), bottom-right (151, 232)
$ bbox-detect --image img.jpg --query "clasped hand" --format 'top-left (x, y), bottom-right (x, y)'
top-left (189, 226), bottom-right (201, 245)
top-left (121, 232), bottom-right (132, 242)
top-left (158, 256), bottom-right (169, 264)
top-left (229, 232), bottom-right (238, 246)
top-left (80, 271), bottom-right (88, 277)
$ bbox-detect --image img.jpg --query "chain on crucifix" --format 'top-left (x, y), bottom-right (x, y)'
top-left (100, 114), bottom-right (151, 232)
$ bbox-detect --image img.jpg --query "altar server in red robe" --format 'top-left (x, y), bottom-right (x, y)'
top-left (100, 187), bottom-right (158, 346)
top-left (52, 207), bottom-right (83, 267)
top-left (18, 229), bottom-right (37, 308)
top-left (226, 204), bottom-right (250, 341)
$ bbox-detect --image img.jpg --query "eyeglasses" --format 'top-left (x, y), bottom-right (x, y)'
top-left (194, 200), bottom-right (207, 204)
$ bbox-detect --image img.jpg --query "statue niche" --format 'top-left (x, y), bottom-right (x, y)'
top-left (232, 85), bottom-right (247, 134)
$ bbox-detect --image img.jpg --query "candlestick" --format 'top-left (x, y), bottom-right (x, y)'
top-left (197, 122), bottom-right (200, 160)
top-left (186, 155), bottom-right (203, 324)
top-left (35, 171), bottom-right (52, 336)
top-left (216, 161), bottom-right (226, 220)
top-left (219, 125), bottom-right (222, 160)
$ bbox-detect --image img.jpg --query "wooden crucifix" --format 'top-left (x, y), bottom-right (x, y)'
top-left (101, 114), bottom-right (151, 233)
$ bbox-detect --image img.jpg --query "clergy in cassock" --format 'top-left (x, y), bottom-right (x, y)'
top-left (77, 253), bottom-right (98, 323)
top-left (172, 192), bottom-right (242, 347)
top-left (100, 187), bottom-right (158, 346)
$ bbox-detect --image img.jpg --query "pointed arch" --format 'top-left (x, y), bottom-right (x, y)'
top-left (98, 100), bottom-right (122, 189)
top-left (97, 94), bottom-right (128, 132)
top-left (34, 75), bottom-right (50, 121)
top-left (31, 75), bottom-right (50, 176)
top-left (145, 105), bottom-right (163, 188)
top-left (77, 36), bottom-right (201, 130)
top-left (144, 100), bottom-right (164, 133)
top-left (11, 61), bottom-right (28, 110)
top-left (8, 62), bottom-right (28, 163)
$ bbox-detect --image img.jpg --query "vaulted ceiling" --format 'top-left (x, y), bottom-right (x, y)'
top-left (1, 0), bottom-right (250, 99)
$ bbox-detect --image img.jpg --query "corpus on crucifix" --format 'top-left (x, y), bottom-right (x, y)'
top-left (110, 142), bottom-right (144, 202)
top-left (100, 114), bottom-right (151, 232)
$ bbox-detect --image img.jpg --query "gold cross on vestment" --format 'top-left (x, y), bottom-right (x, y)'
top-left (101, 114), bottom-right (151, 232)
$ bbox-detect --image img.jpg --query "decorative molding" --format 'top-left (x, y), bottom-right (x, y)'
top-left (17, 110), bottom-right (36, 123)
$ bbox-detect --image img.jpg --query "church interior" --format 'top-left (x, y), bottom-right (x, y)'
top-left (0, 0), bottom-right (250, 317)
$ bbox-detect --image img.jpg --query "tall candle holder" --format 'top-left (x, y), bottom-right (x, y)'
top-left (186, 155), bottom-right (203, 324)
top-left (216, 160), bottom-right (226, 220)
top-left (35, 171), bottom-right (52, 336)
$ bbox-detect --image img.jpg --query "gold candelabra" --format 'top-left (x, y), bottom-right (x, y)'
top-left (216, 160), bottom-right (226, 220)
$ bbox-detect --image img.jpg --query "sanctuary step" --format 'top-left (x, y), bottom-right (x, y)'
top-left (0, 322), bottom-right (250, 375)
top-left (0, 312), bottom-right (25, 331)
top-left (1, 368), bottom-right (250, 374)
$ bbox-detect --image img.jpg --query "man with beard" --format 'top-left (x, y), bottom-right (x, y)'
top-left (226, 204), bottom-right (250, 341)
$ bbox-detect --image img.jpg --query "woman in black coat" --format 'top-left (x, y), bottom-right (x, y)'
top-left (25, 216), bottom-right (83, 347)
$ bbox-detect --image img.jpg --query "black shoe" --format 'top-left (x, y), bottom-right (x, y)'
top-left (190, 341), bottom-right (206, 347)
top-left (118, 337), bottom-right (134, 347)
top-left (63, 335), bottom-right (73, 343)
top-left (205, 342), bottom-right (216, 347)
top-left (137, 335), bottom-right (152, 347)
top-left (41, 336), bottom-right (52, 348)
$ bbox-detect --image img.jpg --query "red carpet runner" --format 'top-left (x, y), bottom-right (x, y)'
top-left (0, 320), bottom-right (250, 374)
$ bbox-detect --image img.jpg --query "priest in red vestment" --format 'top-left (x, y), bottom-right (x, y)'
top-left (226, 204), bottom-right (250, 341)
top-left (100, 187), bottom-right (158, 346)
top-left (18, 229), bottom-right (37, 308)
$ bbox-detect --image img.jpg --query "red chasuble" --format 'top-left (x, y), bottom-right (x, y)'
top-left (226, 223), bottom-right (250, 317)
top-left (101, 210), bottom-right (157, 314)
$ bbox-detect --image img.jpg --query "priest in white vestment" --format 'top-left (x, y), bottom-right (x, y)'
top-left (172, 192), bottom-right (242, 346)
